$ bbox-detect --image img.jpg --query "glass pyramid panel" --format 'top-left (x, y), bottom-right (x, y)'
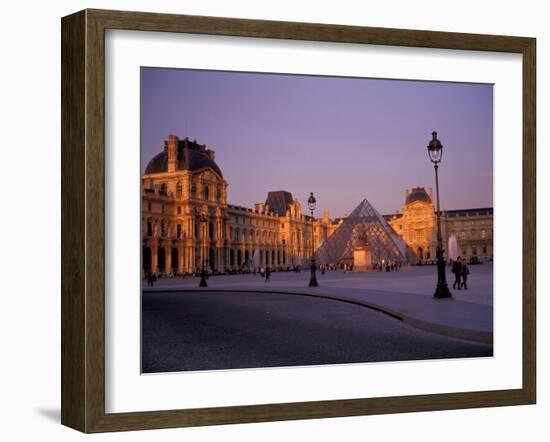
top-left (315, 198), bottom-right (415, 266)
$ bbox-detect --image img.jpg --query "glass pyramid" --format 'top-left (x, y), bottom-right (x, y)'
top-left (315, 198), bottom-right (415, 266)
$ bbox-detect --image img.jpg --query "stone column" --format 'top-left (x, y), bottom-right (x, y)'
top-left (165, 246), bottom-right (172, 274)
top-left (151, 241), bottom-right (158, 274)
top-left (178, 241), bottom-right (185, 274)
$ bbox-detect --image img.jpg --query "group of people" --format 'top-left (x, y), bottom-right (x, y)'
top-left (451, 256), bottom-right (470, 290)
top-left (372, 261), bottom-right (402, 272)
top-left (145, 271), bottom-right (157, 287)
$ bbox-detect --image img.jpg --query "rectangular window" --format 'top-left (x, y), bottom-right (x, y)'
top-left (177, 206), bottom-right (181, 215)
top-left (177, 224), bottom-right (182, 239)
top-left (147, 221), bottom-right (152, 236)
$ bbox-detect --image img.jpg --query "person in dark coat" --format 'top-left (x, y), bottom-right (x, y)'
top-left (265, 266), bottom-right (271, 282)
top-left (452, 256), bottom-right (462, 290)
top-left (460, 258), bottom-right (470, 290)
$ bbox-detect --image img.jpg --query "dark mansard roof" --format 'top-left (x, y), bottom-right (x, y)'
top-left (265, 191), bottom-right (294, 217)
top-left (144, 137), bottom-right (223, 178)
top-left (405, 187), bottom-right (432, 205)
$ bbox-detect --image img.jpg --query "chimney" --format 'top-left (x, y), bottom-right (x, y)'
top-left (206, 148), bottom-right (216, 161)
top-left (166, 134), bottom-right (178, 173)
top-left (184, 137), bottom-right (190, 169)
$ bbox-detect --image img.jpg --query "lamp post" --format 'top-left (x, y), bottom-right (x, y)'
top-left (307, 192), bottom-right (319, 287)
top-left (199, 213), bottom-right (208, 287)
top-left (427, 131), bottom-right (452, 299)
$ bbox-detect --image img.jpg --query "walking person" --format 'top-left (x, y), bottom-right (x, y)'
top-left (452, 256), bottom-right (462, 290)
top-left (460, 258), bottom-right (470, 290)
top-left (265, 266), bottom-right (271, 282)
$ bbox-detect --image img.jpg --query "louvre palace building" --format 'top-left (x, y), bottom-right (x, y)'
top-left (142, 135), bottom-right (493, 275)
top-left (386, 187), bottom-right (493, 264)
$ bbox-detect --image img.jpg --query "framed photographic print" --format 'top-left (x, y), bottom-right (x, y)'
top-left (61, 9), bottom-right (536, 433)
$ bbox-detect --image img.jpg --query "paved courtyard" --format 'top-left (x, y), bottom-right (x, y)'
top-left (142, 263), bottom-right (494, 373)
top-left (142, 290), bottom-right (493, 373)
top-left (150, 263), bottom-right (493, 305)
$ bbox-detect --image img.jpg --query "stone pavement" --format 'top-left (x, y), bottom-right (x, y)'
top-left (144, 264), bottom-right (493, 345)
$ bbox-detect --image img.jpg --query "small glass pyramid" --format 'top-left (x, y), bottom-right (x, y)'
top-left (316, 198), bottom-right (415, 266)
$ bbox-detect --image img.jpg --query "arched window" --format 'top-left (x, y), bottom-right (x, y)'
top-left (160, 183), bottom-right (167, 195)
top-left (209, 222), bottom-right (214, 240)
top-left (204, 185), bottom-right (209, 201)
top-left (191, 182), bottom-right (196, 198)
top-left (176, 181), bottom-right (182, 198)
top-left (216, 186), bottom-right (222, 201)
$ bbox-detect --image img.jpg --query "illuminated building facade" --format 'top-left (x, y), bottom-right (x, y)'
top-left (387, 187), bottom-right (493, 263)
top-left (142, 136), bottom-right (492, 275)
top-left (141, 135), bottom-right (339, 274)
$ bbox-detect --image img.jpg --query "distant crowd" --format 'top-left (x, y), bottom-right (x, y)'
top-left (144, 257), bottom-right (473, 289)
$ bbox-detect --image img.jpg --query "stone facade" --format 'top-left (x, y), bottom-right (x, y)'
top-left (141, 135), bottom-right (340, 275)
top-left (142, 137), bottom-right (492, 274)
top-left (387, 187), bottom-right (493, 263)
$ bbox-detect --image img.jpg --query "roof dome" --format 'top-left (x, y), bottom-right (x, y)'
top-left (144, 137), bottom-right (223, 177)
top-left (405, 187), bottom-right (432, 205)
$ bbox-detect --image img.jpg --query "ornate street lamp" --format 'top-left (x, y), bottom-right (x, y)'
top-left (427, 131), bottom-right (452, 299)
top-left (199, 212), bottom-right (208, 287)
top-left (307, 192), bottom-right (319, 287)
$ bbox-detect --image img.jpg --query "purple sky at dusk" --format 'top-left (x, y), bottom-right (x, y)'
top-left (141, 68), bottom-right (493, 218)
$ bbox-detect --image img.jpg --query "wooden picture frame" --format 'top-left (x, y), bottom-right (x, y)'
top-left (61, 8), bottom-right (536, 433)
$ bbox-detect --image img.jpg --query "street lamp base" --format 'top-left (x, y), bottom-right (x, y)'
top-left (433, 284), bottom-right (452, 299)
top-left (309, 261), bottom-right (319, 287)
